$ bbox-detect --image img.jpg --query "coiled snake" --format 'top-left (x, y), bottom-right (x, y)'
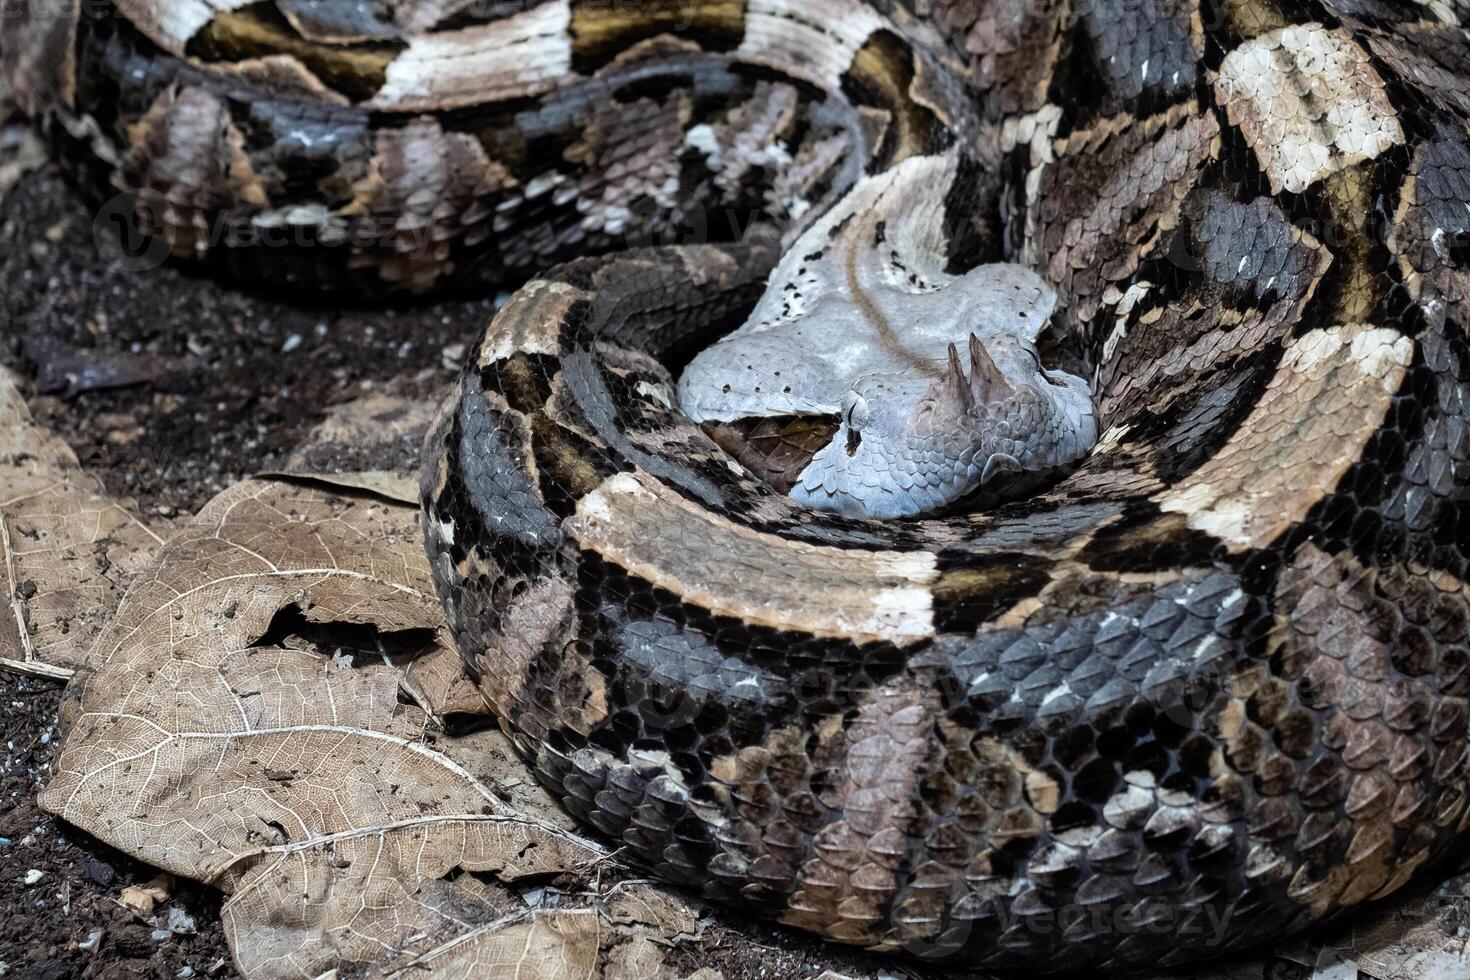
top-left (6, 0), bottom-right (1470, 972)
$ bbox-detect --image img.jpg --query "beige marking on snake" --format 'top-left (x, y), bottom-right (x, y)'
top-left (368, 3), bottom-right (575, 111)
top-left (567, 471), bottom-right (939, 643)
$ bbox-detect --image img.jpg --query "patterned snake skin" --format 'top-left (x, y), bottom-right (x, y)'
top-left (7, 0), bottom-right (1470, 972)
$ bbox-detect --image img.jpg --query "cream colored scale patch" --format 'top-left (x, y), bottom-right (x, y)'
top-left (566, 471), bottom-right (939, 645)
top-left (1157, 324), bottom-right (1414, 551)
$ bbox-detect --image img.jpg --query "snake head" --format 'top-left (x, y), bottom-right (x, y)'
top-left (677, 154), bottom-right (1098, 518)
top-left (790, 331), bottom-right (1096, 519)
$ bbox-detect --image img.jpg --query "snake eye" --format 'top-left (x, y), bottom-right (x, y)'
top-left (842, 391), bottom-right (870, 431)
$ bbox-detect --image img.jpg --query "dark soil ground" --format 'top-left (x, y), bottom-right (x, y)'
top-left (0, 171), bottom-right (496, 519)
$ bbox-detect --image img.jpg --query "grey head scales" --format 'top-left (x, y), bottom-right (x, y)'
top-left (677, 153), bottom-right (1098, 519)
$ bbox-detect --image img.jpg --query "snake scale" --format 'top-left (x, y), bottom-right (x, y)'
top-left (6, 0), bottom-right (1470, 972)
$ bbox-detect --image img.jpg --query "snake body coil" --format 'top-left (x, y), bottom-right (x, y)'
top-left (7, 0), bottom-right (1470, 971)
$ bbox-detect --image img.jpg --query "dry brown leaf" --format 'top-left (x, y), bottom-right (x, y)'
top-left (274, 393), bottom-right (440, 506)
top-left (278, 392), bottom-right (484, 717)
top-left (277, 391), bottom-right (480, 717)
top-left (39, 477), bottom-right (605, 978)
top-left (604, 935), bottom-right (672, 980)
top-left (598, 884), bottom-right (706, 980)
top-left (308, 393), bottom-right (438, 451)
top-left (402, 640), bottom-right (492, 719)
top-left (373, 909), bottom-right (601, 980)
top-left (276, 393), bottom-right (480, 714)
top-left (260, 468), bottom-right (421, 507)
top-left (0, 368), bottom-right (164, 678)
top-left (605, 882), bottom-right (701, 943)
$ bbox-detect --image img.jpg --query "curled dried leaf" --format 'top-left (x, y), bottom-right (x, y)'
top-left (39, 477), bottom-right (604, 978)
top-left (0, 368), bottom-right (163, 678)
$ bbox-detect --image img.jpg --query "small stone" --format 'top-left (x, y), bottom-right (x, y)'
top-left (151, 929), bottom-right (172, 942)
top-left (167, 906), bottom-right (197, 935)
top-left (177, 967), bottom-right (195, 979)
top-left (281, 333), bottom-right (303, 353)
top-left (80, 858), bottom-right (116, 889)
top-left (23, 869), bottom-right (43, 886)
top-left (78, 929), bottom-right (104, 953)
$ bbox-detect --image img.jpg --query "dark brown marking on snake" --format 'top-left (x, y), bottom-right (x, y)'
top-left (843, 29), bottom-right (944, 168)
top-left (845, 218), bottom-right (941, 378)
top-left (1076, 507), bottom-right (1223, 573)
top-left (186, 5), bottom-right (402, 102)
top-left (485, 353), bottom-right (557, 415)
top-left (570, 0), bottom-right (746, 74)
top-left (930, 555), bottom-right (1055, 633)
